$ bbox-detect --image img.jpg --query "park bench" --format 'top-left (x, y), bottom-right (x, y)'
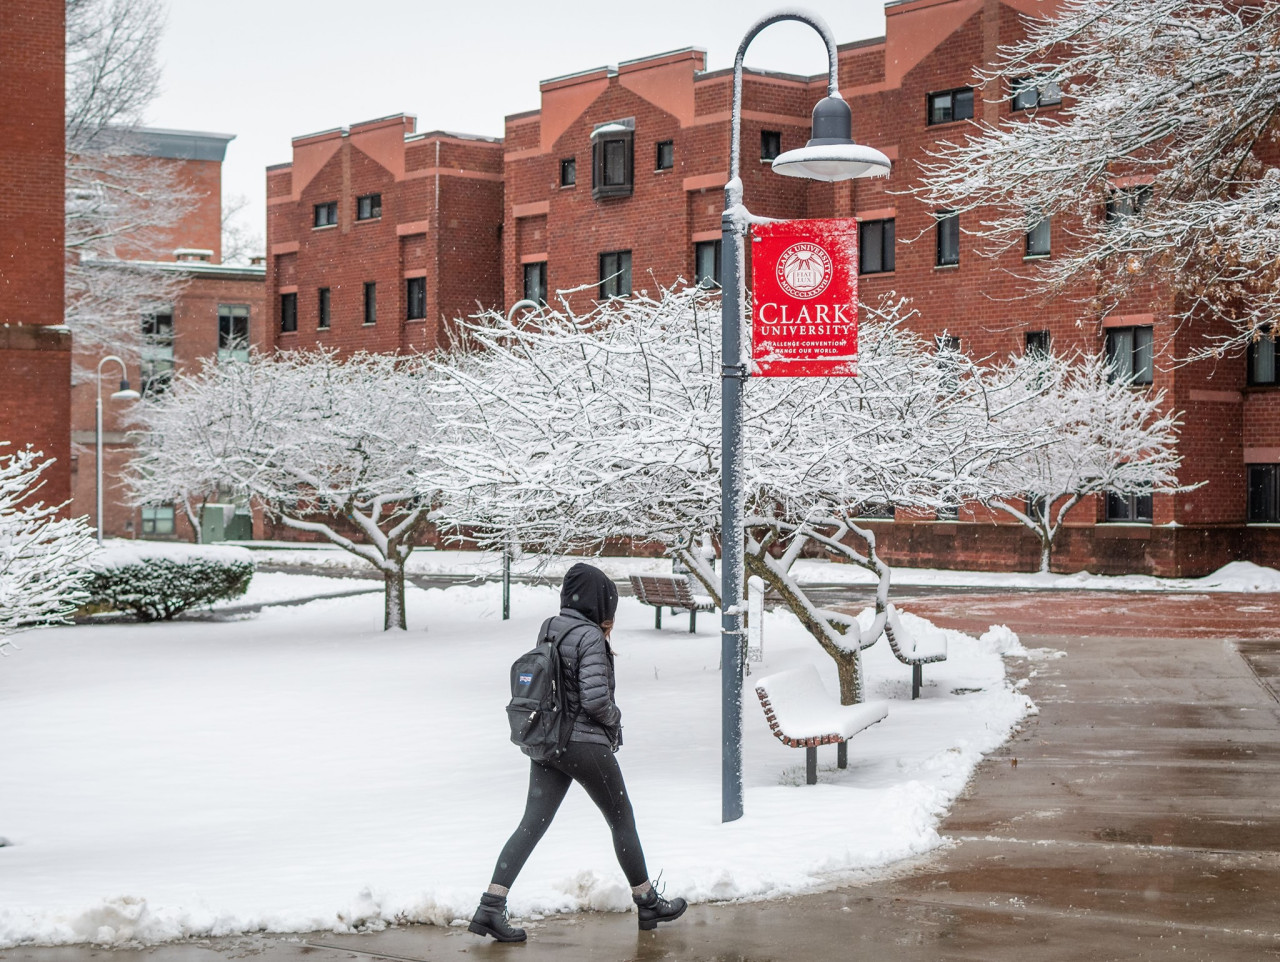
top-left (754, 665), bottom-right (889, 785)
top-left (883, 603), bottom-right (948, 700)
top-left (628, 574), bottom-right (714, 632)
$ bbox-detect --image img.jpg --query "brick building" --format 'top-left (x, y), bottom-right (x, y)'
top-left (264, 0), bottom-right (1275, 576)
top-left (0, 0), bottom-right (71, 505)
top-left (71, 128), bottom-right (266, 540)
top-left (265, 114), bottom-right (504, 354)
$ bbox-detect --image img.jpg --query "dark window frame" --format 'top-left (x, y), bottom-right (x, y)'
top-left (356, 193), bottom-right (382, 221)
top-left (1026, 215), bottom-right (1051, 257)
top-left (218, 304), bottom-right (251, 362)
top-left (859, 218), bottom-right (896, 275)
top-left (927, 87), bottom-right (975, 125)
top-left (655, 140), bottom-right (674, 171)
top-left (1248, 464), bottom-right (1280, 523)
top-left (1106, 184), bottom-right (1152, 225)
top-left (1011, 76), bottom-right (1063, 111)
top-left (1105, 325), bottom-right (1155, 385)
top-left (1025, 330), bottom-right (1051, 357)
top-left (280, 292), bottom-right (298, 333)
top-left (1105, 490), bottom-right (1154, 523)
top-left (317, 287), bottom-right (331, 329)
top-left (313, 201), bottom-right (338, 228)
top-left (760, 130), bottom-right (782, 162)
top-left (591, 121), bottom-right (634, 200)
top-left (694, 240), bottom-right (721, 289)
top-left (598, 250), bottom-right (632, 300)
top-left (363, 282), bottom-right (377, 326)
top-left (141, 503), bottom-right (175, 537)
top-left (1248, 331), bottom-right (1278, 386)
top-left (406, 277), bottom-right (426, 320)
top-left (140, 311), bottom-right (174, 396)
top-left (936, 210), bottom-right (960, 267)
top-left (560, 158), bottom-right (576, 188)
top-left (523, 261), bottom-right (547, 304)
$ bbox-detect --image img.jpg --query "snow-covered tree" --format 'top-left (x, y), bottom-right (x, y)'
top-left (65, 0), bottom-right (197, 373)
top-left (913, 0), bottom-right (1280, 358)
top-left (430, 289), bottom-right (1041, 703)
top-left (0, 445), bottom-right (97, 647)
top-left (986, 350), bottom-right (1191, 572)
top-left (127, 352), bottom-right (440, 631)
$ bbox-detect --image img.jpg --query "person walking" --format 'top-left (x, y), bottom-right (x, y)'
top-left (469, 562), bottom-right (687, 942)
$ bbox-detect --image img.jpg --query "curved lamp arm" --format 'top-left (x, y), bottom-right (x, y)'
top-left (728, 9), bottom-right (840, 200)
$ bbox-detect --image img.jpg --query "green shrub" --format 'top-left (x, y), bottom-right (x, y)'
top-left (84, 542), bottom-right (254, 621)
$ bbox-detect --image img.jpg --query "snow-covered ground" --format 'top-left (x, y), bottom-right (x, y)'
top-left (239, 541), bottom-right (1280, 593)
top-left (0, 577), bottom-right (1036, 948)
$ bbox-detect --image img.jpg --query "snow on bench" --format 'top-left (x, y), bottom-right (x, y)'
top-left (628, 574), bottom-right (714, 633)
top-left (754, 665), bottom-right (889, 785)
top-left (883, 604), bottom-right (948, 700)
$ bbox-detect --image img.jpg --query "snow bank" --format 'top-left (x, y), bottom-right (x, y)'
top-left (87, 539), bottom-right (254, 570)
top-left (0, 581), bottom-right (1033, 948)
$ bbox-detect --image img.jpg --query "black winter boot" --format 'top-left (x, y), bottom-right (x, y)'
top-left (634, 885), bottom-right (687, 931)
top-left (468, 892), bottom-right (527, 942)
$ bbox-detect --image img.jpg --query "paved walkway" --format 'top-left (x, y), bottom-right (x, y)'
top-left (3, 592), bottom-right (1278, 961)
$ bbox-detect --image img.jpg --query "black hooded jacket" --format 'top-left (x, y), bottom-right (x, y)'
top-left (553, 563), bottom-right (622, 749)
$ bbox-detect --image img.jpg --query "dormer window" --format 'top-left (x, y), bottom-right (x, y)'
top-left (591, 118), bottom-right (634, 200)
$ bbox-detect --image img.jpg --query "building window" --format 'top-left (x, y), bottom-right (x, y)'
top-left (760, 130), bottom-right (781, 161)
top-left (313, 201), bottom-right (337, 228)
top-left (928, 88), bottom-right (974, 125)
top-left (523, 262), bottom-right (547, 304)
top-left (591, 120), bottom-right (634, 200)
top-left (936, 211), bottom-right (960, 266)
top-left (1105, 326), bottom-right (1155, 385)
top-left (1026, 216), bottom-right (1051, 257)
top-left (694, 240), bottom-right (721, 289)
top-left (406, 277), bottom-right (426, 319)
top-left (317, 287), bottom-right (331, 329)
top-left (560, 158), bottom-right (576, 187)
top-left (279, 292), bottom-right (297, 333)
top-left (655, 140), bottom-right (674, 171)
top-left (1105, 490), bottom-right (1153, 523)
top-left (356, 193), bottom-right (382, 221)
top-left (859, 218), bottom-right (895, 274)
top-left (141, 504), bottom-right (175, 537)
top-left (1025, 330), bottom-right (1051, 356)
top-left (855, 502), bottom-right (895, 520)
top-left (363, 282), bottom-right (377, 325)
top-left (1027, 495), bottom-right (1047, 522)
top-left (1011, 77), bottom-right (1063, 111)
top-left (140, 310), bottom-right (174, 396)
top-left (219, 304), bottom-right (250, 362)
top-left (1106, 185), bottom-right (1151, 224)
top-left (1248, 465), bottom-right (1280, 522)
top-left (1248, 333), bottom-right (1277, 386)
top-left (599, 250), bottom-right (632, 300)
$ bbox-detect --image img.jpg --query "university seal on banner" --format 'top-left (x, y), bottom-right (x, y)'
top-left (775, 242), bottom-right (833, 300)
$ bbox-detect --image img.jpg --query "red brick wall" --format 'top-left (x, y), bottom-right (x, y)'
top-left (0, 0), bottom-right (71, 505)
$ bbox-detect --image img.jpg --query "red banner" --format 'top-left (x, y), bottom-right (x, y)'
top-left (750, 218), bottom-right (859, 377)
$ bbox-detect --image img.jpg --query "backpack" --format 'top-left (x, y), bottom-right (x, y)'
top-left (506, 617), bottom-right (586, 763)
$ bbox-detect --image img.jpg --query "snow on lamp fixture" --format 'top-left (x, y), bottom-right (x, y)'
top-left (772, 96), bottom-right (891, 182)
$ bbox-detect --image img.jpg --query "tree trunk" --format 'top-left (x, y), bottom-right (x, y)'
top-left (834, 649), bottom-right (864, 706)
top-left (384, 565), bottom-right (407, 631)
top-left (1040, 538), bottom-right (1052, 574)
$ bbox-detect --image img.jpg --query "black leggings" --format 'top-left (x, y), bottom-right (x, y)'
top-left (490, 740), bottom-right (649, 889)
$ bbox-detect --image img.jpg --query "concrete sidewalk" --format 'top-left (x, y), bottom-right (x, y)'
top-left (3, 621), bottom-right (1278, 961)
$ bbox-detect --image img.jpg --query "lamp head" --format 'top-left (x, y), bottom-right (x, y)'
top-left (771, 95), bottom-right (891, 182)
top-left (111, 380), bottom-right (141, 402)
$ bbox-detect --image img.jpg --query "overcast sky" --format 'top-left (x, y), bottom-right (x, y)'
top-left (146, 1), bottom-right (887, 254)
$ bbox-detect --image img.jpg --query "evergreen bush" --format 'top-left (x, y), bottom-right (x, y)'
top-left (85, 542), bottom-right (254, 621)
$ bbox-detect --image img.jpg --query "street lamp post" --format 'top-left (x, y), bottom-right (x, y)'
top-left (95, 355), bottom-right (141, 545)
top-left (719, 10), bottom-right (890, 822)
top-left (501, 299), bottom-right (541, 619)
